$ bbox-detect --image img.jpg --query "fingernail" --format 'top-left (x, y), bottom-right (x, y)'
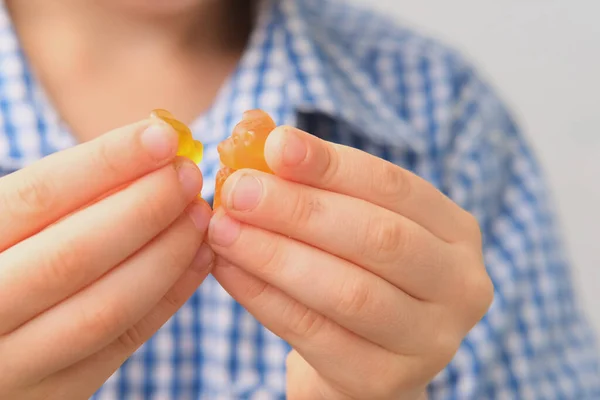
top-left (186, 200), bottom-right (211, 231)
top-left (208, 210), bottom-right (241, 247)
top-left (176, 160), bottom-right (203, 197)
top-left (281, 129), bottom-right (307, 166)
top-left (227, 174), bottom-right (262, 211)
top-left (189, 243), bottom-right (214, 272)
top-left (141, 122), bottom-right (178, 161)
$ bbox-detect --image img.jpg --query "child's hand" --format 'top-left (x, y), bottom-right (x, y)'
top-left (0, 120), bottom-right (213, 400)
top-left (208, 126), bottom-right (493, 400)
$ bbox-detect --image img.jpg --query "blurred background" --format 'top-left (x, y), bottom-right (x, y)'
top-left (349, 0), bottom-right (600, 335)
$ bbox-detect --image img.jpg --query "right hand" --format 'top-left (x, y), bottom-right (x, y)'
top-left (0, 119), bottom-right (214, 400)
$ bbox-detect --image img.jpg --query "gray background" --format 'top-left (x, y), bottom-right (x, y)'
top-left (349, 0), bottom-right (600, 336)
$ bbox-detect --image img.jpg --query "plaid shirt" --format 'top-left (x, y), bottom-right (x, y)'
top-left (1, 0), bottom-right (598, 398)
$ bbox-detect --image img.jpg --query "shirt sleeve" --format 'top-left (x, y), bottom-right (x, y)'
top-left (428, 66), bottom-right (600, 399)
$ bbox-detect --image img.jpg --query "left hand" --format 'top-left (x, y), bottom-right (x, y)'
top-left (207, 126), bottom-right (493, 400)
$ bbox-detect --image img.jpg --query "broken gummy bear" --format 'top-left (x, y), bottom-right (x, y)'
top-left (150, 109), bottom-right (204, 164)
top-left (213, 109), bottom-right (277, 209)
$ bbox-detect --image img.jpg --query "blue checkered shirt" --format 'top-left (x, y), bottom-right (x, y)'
top-left (1, 0), bottom-right (599, 398)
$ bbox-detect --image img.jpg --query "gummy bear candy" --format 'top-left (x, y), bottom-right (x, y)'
top-left (213, 109), bottom-right (277, 208)
top-left (150, 109), bottom-right (204, 164)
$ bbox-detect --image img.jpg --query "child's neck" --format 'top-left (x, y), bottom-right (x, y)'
top-left (6, 0), bottom-right (253, 142)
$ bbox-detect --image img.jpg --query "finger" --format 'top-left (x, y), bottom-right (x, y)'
top-left (207, 211), bottom-right (443, 355)
top-left (219, 170), bottom-right (465, 301)
top-left (286, 351), bottom-right (351, 400)
top-left (30, 245), bottom-right (214, 400)
top-left (212, 261), bottom-right (430, 400)
top-left (0, 158), bottom-right (203, 335)
top-left (285, 351), bottom-right (426, 400)
top-left (0, 118), bottom-right (179, 251)
top-left (0, 200), bottom-right (211, 385)
top-left (263, 126), bottom-right (479, 243)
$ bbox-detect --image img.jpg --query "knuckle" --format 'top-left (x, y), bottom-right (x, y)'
top-left (78, 304), bottom-right (123, 343)
top-left (12, 174), bottom-right (55, 216)
top-left (95, 139), bottom-right (123, 177)
top-left (117, 324), bottom-right (145, 351)
top-left (287, 188), bottom-right (323, 231)
top-left (163, 286), bottom-right (188, 310)
top-left (283, 301), bottom-right (328, 339)
top-left (334, 277), bottom-right (373, 319)
top-left (160, 236), bottom-right (193, 272)
top-left (363, 216), bottom-right (405, 263)
top-left (254, 235), bottom-right (286, 278)
top-left (135, 192), bottom-right (173, 233)
top-left (320, 145), bottom-right (341, 187)
top-left (374, 162), bottom-right (412, 203)
top-left (242, 277), bottom-right (271, 302)
top-left (41, 239), bottom-right (89, 287)
top-left (464, 269), bottom-right (495, 319)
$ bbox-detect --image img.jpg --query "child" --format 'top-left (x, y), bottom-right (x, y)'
top-left (0, 0), bottom-right (598, 399)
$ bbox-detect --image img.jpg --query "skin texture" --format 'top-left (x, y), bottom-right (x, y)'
top-left (0, 120), bottom-right (214, 399)
top-left (209, 123), bottom-right (492, 400)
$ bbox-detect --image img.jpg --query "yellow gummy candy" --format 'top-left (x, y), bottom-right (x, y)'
top-left (150, 109), bottom-right (204, 164)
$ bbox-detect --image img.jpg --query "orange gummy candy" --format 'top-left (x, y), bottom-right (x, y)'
top-left (213, 166), bottom-right (235, 210)
top-left (213, 109), bottom-right (277, 209)
top-left (150, 109), bottom-right (204, 164)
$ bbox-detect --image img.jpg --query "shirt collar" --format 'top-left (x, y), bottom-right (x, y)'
top-left (274, 0), bottom-right (427, 153)
top-left (191, 0), bottom-right (426, 154)
top-left (0, 0), bottom-right (426, 174)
